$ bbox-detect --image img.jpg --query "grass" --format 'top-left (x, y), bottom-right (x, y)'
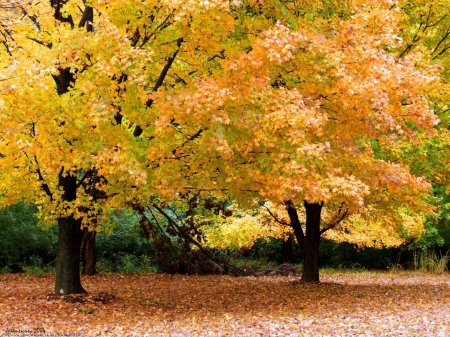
top-left (6, 250), bottom-right (450, 278)
top-left (321, 267), bottom-right (382, 276)
top-left (229, 258), bottom-right (272, 272)
top-left (413, 250), bottom-right (449, 273)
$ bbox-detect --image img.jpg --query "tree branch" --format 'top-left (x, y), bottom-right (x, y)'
top-left (145, 38), bottom-right (183, 109)
top-left (78, 4), bottom-right (93, 32)
top-left (259, 202), bottom-right (290, 226)
top-left (133, 38), bottom-right (184, 137)
top-left (140, 205), bottom-right (180, 255)
top-left (51, 0), bottom-right (74, 28)
top-left (149, 202), bottom-right (248, 276)
top-left (34, 156), bottom-right (53, 201)
top-left (284, 200), bottom-right (305, 251)
top-left (76, 169), bottom-right (91, 189)
top-left (320, 203), bottom-right (349, 235)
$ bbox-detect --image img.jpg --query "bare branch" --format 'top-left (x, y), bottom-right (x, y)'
top-left (259, 202), bottom-right (290, 226)
top-left (34, 155), bottom-right (53, 201)
top-left (150, 202), bottom-right (248, 276)
top-left (320, 203), bottom-right (349, 235)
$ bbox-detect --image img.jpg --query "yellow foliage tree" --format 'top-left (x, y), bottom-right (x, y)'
top-left (155, 0), bottom-right (440, 281)
top-left (0, 0), bottom-right (275, 293)
top-left (203, 204), bottom-right (292, 251)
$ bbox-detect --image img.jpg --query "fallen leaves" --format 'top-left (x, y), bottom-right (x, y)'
top-left (45, 292), bottom-right (116, 304)
top-left (0, 272), bottom-right (449, 336)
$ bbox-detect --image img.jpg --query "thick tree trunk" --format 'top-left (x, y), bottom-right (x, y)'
top-left (301, 201), bottom-right (323, 282)
top-left (81, 230), bottom-right (97, 275)
top-left (55, 172), bottom-right (86, 295)
top-left (55, 216), bottom-right (86, 294)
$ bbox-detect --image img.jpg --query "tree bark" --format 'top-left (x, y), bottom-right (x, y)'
top-left (285, 201), bottom-right (305, 252)
top-left (54, 172), bottom-right (86, 295)
top-left (51, 0), bottom-right (74, 27)
top-left (55, 215), bottom-right (86, 294)
top-left (81, 230), bottom-right (97, 275)
top-left (301, 201), bottom-right (323, 282)
top-left (50, 0), bottom-right (93, 294)
top-left (281, 235), bottom-right (293, 263)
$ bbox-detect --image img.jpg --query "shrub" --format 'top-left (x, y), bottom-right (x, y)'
top-left (96, 211), bottom-right (157, 260)
top-left (0, 203), bottom-right (57, 271)
top-left (413, 250), bottom-right (449, 273)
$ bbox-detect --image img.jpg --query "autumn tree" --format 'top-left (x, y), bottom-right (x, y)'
top-left (395, 0), bottom-right (450, 182)
top-left (391, 0), bottom-right (450, 252)
top-left (0, 0), bottom-right (253, 294)
top-left (355, 1), bottom-right (450, 254)
top-left (152, 0), bottom-right (442, 282)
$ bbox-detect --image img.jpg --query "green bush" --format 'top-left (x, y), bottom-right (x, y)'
top-left (0, 203), bottom-right (58, 272)
top-left (96, 259), bottom-right (116, 274)
top-left (319, 240), bottom-right (396, 269)
top-left (117, 254), bottom-right (157, 274)
top-left (96, 211), bottom-right (157, 261)
top-left (95, 212), bottom-right (158, 273)
top-left (96, 254), bottom-right (158, 274)
top-left (248, 238), bottom-right (303, 264)
top-left (247, 237), bottom-right (396, 270)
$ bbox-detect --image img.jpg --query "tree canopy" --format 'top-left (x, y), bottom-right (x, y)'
top-left (155, 0), bottom-right (441, 247)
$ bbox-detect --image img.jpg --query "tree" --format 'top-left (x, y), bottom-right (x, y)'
top-left (153, 0), bottom-right (441, 281)
top-left (392, 0), bottom-right (450, 254)
top-left (0, 0), bottom-right (252, 293)
top-left (202, 204), bottom-right (291, 252)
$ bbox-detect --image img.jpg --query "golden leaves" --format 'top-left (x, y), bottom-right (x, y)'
top-left (0, 0), bottom-right (444, 250)
top-left (257, 21), bottom-right (309, 64)
top-left (204, 204), bottom-right (292, 250)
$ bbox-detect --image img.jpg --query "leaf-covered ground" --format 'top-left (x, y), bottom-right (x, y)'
top-left (1, 272), bottom-right (449, 336)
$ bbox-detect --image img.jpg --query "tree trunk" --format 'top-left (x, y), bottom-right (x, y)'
top-left (55, 215), bottom-right (86, 294)
top-left (81, 230), bottom-right (97, 275)
top-left (301, 201), bottom-right (323, 282)
top-left (281, 235), bottom-right (293, 263)
top-left (54, 172), bottom-right (86, 295)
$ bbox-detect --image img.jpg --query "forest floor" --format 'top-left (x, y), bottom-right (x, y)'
top-left (0, 271), bottom-right (449, 336)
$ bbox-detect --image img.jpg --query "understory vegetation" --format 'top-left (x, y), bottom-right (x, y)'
top-left (1, 203), bottom-right (449, 276)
